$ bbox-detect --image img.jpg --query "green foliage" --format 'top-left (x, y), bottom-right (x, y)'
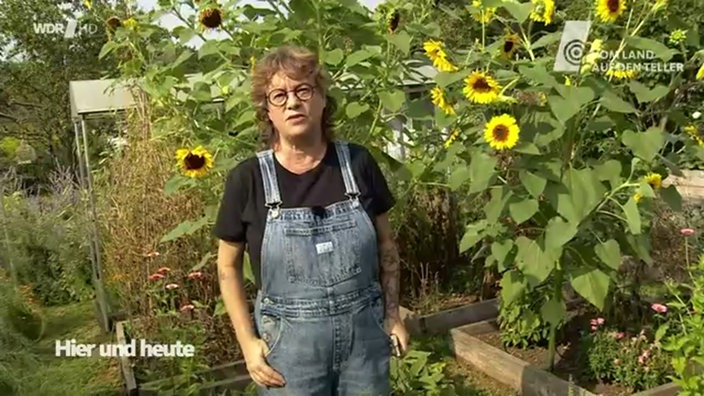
top-left (581, 325), bottom-right (672, 391)
top-left (0, 169), bottom-right (93, 305)
top-left (390, 350), bottom-right (458, 395)
top-left (660, 253), bottom-right (704, 395)
top-left (497, 287), bottom-right (557, 348)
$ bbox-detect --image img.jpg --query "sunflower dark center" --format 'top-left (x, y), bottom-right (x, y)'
top-left (473, 78), bottom-right (492, 92)
top-left (493, 125), bottom-right (509, 141)
top-left (185, 154), bottom-right (206, 170)
top-left (201, 9), bottom-right (222, 28)
top-left (607, 0), bottom-right (620, 12)
top-left (503, 40), bottom-right (515, 53)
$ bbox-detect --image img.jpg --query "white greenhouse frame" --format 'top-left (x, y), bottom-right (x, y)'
top-left (69, 62), bottom-right (437, 331)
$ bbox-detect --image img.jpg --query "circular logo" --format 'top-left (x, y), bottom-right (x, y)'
top-left (563, 39), bottom-right (586, 66)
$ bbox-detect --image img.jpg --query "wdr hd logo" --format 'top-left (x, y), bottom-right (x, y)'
top-left (33, 20), bottom-right (99, 39)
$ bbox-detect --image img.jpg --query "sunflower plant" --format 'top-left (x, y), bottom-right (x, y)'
top-left (415, 0), bottom-right (704, 371)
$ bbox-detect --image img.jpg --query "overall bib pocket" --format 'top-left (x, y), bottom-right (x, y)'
top-left (255, 312), bottom-right (286, 358)
top-left (283, 217), bottom-right (362, 286)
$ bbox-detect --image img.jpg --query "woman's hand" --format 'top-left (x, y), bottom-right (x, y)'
top-left (385, 316), bottom-right (410, 356)
top-left (241, 336), bottom-right (286, 388)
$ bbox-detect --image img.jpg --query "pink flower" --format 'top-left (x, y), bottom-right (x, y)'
top-left (187, 271), bottom-right (203, 279)
top-left (157, 267), bottom-right (171, 275)
top-left (590, 325), bottom-right (598, 331)
top-left (681, 228), bottom-right (695, 236)
top-left (180, 304), bottom-right (195, 312)
top-left (149, 273), bottom-right (164, 281)
top-left (596, 317), bottom-right (605, 325)
top-left (165, 283), bottom-right (179, 290)
top-left (651, 303), bottom-right (668, 313)
top-left (616, 332), bottom-right (625, 340)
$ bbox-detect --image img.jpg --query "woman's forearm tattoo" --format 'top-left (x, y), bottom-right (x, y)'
top-left (379, 242), bottom-right (400, 318)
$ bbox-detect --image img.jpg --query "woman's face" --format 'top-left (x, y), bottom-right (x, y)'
top-left (266, 72), bottom-right (326, 142)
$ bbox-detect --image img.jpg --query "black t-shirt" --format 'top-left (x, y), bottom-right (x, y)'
top-left (212, 141), bottom-right (395, 289)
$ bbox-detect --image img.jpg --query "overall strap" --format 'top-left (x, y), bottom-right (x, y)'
top-left (255, 150), bottom-right (282, 208)
top-left (333, 140), bottom-right (360, 198)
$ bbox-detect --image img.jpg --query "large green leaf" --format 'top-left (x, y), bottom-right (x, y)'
top-left (345, 49), bottom-right (376, 67)
top-left (492, 240), bottom-right (514, 267)
top-left (595, 239), bottom-right (621, 270)
top-left (387, 31), bottom-right (412, 56)
top-left (323, 48), bottom-right (345, 66)
top-left (484, 186), bottom-right (512, 222)
top-left (448, 166), bottom-right (471, 190)
top-left (627, 36), bottom-right (678, 62)
top-left (519, 170), bottom-right (547, 198)
top-left (515, 236), bottom-right (556, 286)
top-left (500, 270), bottom-right (525, 306)
top-left (345, 102), bottom-right (369, 118)
top-left (459, 220), bottom-right (488, 253)
top-left (622, 197), bottom-right (641, 234)
top-left (628, 81), bottom-right (669, 103)
top-left (435, 70), bottom-right (469, 88)
top-left (379, 89), bottom-right (405, 113)
top-left (544, 216), bottom-right (578, 250)
top-left (541, 297), bottom-right (566, 326)
top-left (594, 159), bottom-right (622, 190)
top-left (501, 1), bottom-right (534, 23)
top-left (531, 32), bottom-right (562, 50)
top-left (548, 87), bottom-right (595, 124)
top-left (661, 184), bottom-right (682, 211)
top-left (601, 90), bottom-right (636, 113)
top-left (160, 216), bottom-right (209, 243)
top-left (569, 267), bottom-right (610, 310)
top-left (509, 199), bottom-right (539, 225)
top-left (621, 127), bottom-right (664, 163)
top-left (556, 168), bottom-right (606, 225)
top-left (468, 151), bottom-right (498, 194)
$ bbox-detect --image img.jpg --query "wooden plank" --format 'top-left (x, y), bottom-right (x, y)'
top-left (115, 321), bottom-right (138, 396)
top-left (449, 328), bottom-right (597, 396)
top-left (631, 382), bottom-right (680, 396)
top-left (416, 298), bottom-right (499, 335)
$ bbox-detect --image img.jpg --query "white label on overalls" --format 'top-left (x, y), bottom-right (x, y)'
top-left (316, 241), bottom-right (334, 254)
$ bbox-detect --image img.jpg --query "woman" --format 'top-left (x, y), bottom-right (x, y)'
top-left (213, 45), bottom-right (409, 396)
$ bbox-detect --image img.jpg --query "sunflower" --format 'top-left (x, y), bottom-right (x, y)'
top-left (596, 0), bottom-right (626, 23)
top-left (668, 29), bottom-right (687, 46)
top-left (423, 40), bottom-right (458, 72)
top-left (684, 124), bottom-right (704, 146)
top-left (386, 8), bottom-right (400, 33)
top-left (123, 17), bottom-right (137, 29)
top-left (500, 33), bottom-right (521, 59)
top-left (530, 0), bottom-right (555, 25)
top-left (633, 192), bottom-right (643, 203)
top-left (444, 128), bottom-right (460, 148)
top-left (606, 66), bottom-right (637, 80)
top-left (463, 71), bottom-right (501, 104)
top-left (644, 173), bottom-right (662, 190)
top-left (697, 63), bottom-right (704, 80)
top-left (176, 146), bottom-right (214, 178)
top-left (471, 0), bottom-right (497, 23)
top-left (484, 114), bottom-right (520, 150)
top-left (106, 16), bottom-right (121, 31)
top-left (430, 87), bottom-right (456, 115)
top-left (199, 7), bottom-right (223, 29)
top-left (564, 76), bottom-right (572, 86)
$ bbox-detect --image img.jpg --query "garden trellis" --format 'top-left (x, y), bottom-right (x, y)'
top-left (68, 62), bottom-right (437, 331)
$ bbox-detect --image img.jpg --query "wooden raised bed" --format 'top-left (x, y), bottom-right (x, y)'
top-left (116, 296), bottom-right (502, 394)
top-left (664, 169), bottom-right (704, 203)
top-left (116, 320), bottom-right (251, 395)
top-left (449, 317), bottom-right (681, 396)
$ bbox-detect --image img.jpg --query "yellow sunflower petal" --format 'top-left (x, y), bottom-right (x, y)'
top-left (644, 172), bottom-right (662, 190)
top-left (483, 114), bottom-right (520, 150)
top-left (696, 63), bottom-right (704, 80)
top-left (596, 0), bottom-right (627, 23)
top-left (463, 70), bottom-right (501, 104)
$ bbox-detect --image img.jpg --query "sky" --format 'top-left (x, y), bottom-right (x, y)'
top-left (134, 0), bottom-right (386, 42)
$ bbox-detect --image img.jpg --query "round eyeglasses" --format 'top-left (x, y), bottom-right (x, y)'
top-left (266, 84), bottom-right (315, 107)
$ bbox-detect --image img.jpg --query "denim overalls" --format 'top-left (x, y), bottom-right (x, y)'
top-left (252, 140), bottom-right (391, 396)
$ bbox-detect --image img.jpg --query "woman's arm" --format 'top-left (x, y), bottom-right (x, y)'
top-left (217, 239), bottom-right (285, 387)
top-left (217, 239), bottom-right (256, 344)
top-left (375, 213), bottom-right (401, 319)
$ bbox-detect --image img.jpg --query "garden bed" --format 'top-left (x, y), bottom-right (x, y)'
top-left (449, 312), bottom-right (680, 396)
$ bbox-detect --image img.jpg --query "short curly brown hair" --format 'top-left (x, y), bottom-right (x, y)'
top-left (250, 45), bottom-right (337, 149)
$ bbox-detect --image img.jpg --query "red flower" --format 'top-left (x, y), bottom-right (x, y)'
top-left (681, 228), bottom-right (695, 236)
top-left (149, 273), bottom-right (164, 281)
top-left (157, 267), bottom-right (171, 275)
top-left (651, 303), bottom-right (668, 313)
top-left (187, 271), bottom-right (203, 279)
